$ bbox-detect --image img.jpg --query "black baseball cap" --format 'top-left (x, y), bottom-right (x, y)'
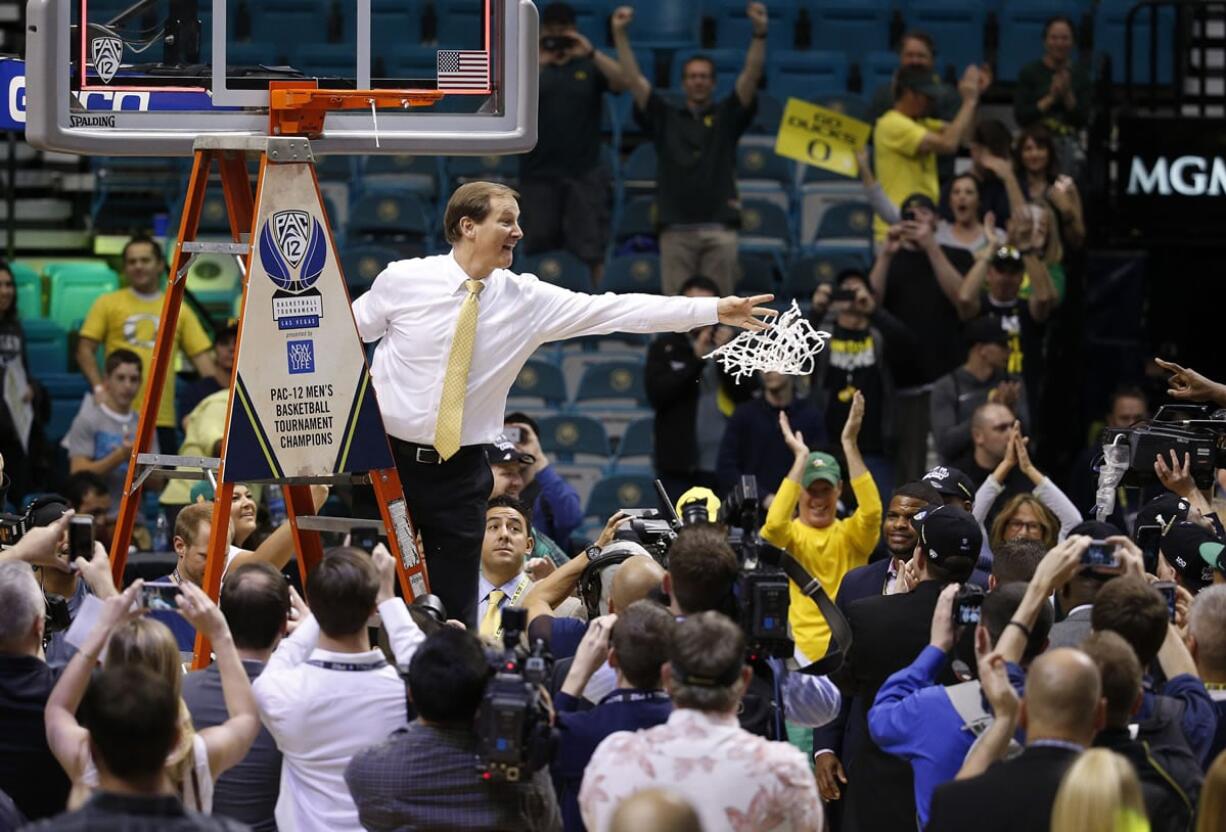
top-left (963, 316), bottom-right (1010, 348)
top-left (1133, 493), bottom-right (1192, 541)
top-left (922, 466), bottom-right (976, 502)
top-left (989, 245), bottom-right (1026, 273)
top-left (911, 504), bottom-right (983, 565)
top-left (897, 66), bottom-right (942, 99)
top-left (1162, 521), bottom-right (1221, 591)
top-left (485, 434), bottom-right (535, 466)
top-left (28, 495), bottom-right (71, 527)
top-left (901, 192), bottom-right (938, 215)
top-left (1069, 519), bottom-right (1125, 539)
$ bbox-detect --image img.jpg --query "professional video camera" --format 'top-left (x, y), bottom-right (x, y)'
top-left (0, 503), bottom-right (35, 548)
top-left (715, 476), bottom-right (794, 659)
top-left (475, 607), bottom-right (555, 783)
top-left (1100, 403), bottom-right (1226, 490)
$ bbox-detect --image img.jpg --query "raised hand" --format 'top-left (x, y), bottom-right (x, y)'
top-left (372, 543), bottom-right (397, 604)
top-left (717, 293), bottom-right (777, 332)
top-left (176, 580), bottom-right (230, 642)
top-left (594, 511), bottom-right (631, 549)
top-left (841, 389), bottom-right (865, 446)
top-left (929, 582), bottom-right (961, 652)
top-left (610, 5), bottom-right (634, 32)
top-left (746, 1), bottom-right (768, 35)
top-left (779, 411), bottom-right (809, 459)
top-left (1156, 357), bottom-right (1226, 405)
top-left (1154, 449), bottom-right (1196, 498)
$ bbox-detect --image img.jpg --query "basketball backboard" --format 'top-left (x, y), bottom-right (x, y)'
top-left (24, 0), bottom-right (538, 156)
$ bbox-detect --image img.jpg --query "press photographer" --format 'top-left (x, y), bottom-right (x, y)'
top-left (345, 625), bottom-right (560, 831)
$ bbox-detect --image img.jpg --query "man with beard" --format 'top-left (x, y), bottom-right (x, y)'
top-left (811, 480), bottom-right (941, 818)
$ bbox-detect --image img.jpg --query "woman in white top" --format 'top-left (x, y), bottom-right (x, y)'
top-left (857, 148), bottom-right (1006, 255)
top-left (44, 579), bottom-right (260, 813)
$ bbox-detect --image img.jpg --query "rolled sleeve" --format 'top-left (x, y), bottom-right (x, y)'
top-left (777, 662), bottom-right (842, 728)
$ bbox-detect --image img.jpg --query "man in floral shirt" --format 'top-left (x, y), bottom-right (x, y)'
top-left (579, 612), bottom-right (823, 832)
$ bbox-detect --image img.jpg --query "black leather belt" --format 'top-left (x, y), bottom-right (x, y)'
top-left (391, 438), bottom-right (444, 465)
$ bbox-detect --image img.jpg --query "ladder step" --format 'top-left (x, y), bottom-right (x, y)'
top-left (181, 241), bottom-right (251, 255)
top-left (136, 454), bottom-right (221, 469)
top-left (294, 516), bottom-right (385, 534)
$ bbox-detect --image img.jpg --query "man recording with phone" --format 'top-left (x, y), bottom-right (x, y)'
top-left (809, 268), bottom-right (900, 496)
top-left (503, 414), bottom-right (584, 551)
top-left (869, 194), bottom-right (976, 484)
top-left (518, 2), bottom-right (628, 285)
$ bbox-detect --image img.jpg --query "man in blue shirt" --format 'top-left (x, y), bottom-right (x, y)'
top-left (552, 602), bottom-right (675, 832)
top-left (867, 579), bottom-right (1054, 826)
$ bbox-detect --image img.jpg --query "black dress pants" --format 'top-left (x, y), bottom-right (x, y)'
top-left (392, 439), bottom-right (492, 629)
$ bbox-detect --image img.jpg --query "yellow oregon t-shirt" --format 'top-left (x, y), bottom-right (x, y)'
top-left (872, 110), bottom-right (944, 241)
top-left (79, 289), bottom-right (213, 428)
top-left (760, 472), bottom-right (882, 662)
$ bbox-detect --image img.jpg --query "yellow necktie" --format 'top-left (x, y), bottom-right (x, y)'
top-left (479, 589), bottom-right (506, 638)
top-left (434, 278), bottom-right (485, 460)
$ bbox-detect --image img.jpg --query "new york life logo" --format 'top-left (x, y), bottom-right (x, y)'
top-left (259, 210), bottom-right (327, 332)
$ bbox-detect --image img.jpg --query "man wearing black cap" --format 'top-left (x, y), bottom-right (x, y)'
top-left (930, 315), bottom-right (1029, 464)
top-left (872, 64), bottom-right (985, 243)
top-left (922, 465), bottom-right (976, 511)
top-left (955, 239), bottom-right (1057, 410)
top-left (831, 504), bottom-right (982, 831)
top-left (1161, 520), bottom-right (1222, 595)
top-left (868, 192), bottom-right (977, 485)
top-left (486, 436), bottom-right (569, 571)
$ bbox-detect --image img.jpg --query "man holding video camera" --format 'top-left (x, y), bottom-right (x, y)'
top-left (345, 627), bottom-right (560, 832)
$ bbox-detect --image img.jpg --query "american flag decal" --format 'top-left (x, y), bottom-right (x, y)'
top-left (436, 50), bottom-right (490, 90)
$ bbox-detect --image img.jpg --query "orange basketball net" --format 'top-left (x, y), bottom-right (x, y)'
top-left (268, 80), bottom-right (446, 138)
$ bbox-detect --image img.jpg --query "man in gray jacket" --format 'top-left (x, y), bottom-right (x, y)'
top-left (930, 315), bottom-right (1029, 464)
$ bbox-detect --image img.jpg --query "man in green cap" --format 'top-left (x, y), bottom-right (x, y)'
top-left (761, 390), bottom-right (882, 662)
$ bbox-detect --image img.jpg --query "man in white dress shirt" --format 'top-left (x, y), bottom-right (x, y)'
top-left (252, 546), bottom-right (423, 832)
top-left (350, 181), bottom-right (773, 626)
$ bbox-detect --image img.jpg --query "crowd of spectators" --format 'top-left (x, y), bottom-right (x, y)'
top-left (1, 2), bottom-right (1223, 831)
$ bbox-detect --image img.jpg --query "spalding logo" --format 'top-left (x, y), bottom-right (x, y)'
top-left (260, 210), bottom-right (327, 293)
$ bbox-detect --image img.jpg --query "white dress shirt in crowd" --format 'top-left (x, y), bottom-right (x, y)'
top-left (252, 599), bottom-right (424, 832)
top-left (580, 708), bottom-right (824, 832)
top-left (350, 251), bottom-right (719, 446)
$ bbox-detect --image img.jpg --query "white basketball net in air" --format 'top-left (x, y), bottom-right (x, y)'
top-left (704, 300), bottom-right (830, 382)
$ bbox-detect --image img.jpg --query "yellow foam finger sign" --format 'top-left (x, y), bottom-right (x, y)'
top-left (774, 99), bottom-right (872, 178)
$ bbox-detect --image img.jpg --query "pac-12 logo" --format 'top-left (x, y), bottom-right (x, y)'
top-left (260, 210), bottom-right (327, 292)
top-left (261, 210), bottom-right (328, 331)
top-left (91, 37), bottom-right (124, 85)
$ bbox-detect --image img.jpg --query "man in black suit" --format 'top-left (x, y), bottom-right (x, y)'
top-left (812, 480), bottom-right (939, 815)
top-left (832, 504), bottom-right (983, 831)
top-left (927, 647), bottom-right (1106, 832)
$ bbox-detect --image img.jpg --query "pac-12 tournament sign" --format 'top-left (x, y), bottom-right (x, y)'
top-left (222, 161), bottom-right (393, 481)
